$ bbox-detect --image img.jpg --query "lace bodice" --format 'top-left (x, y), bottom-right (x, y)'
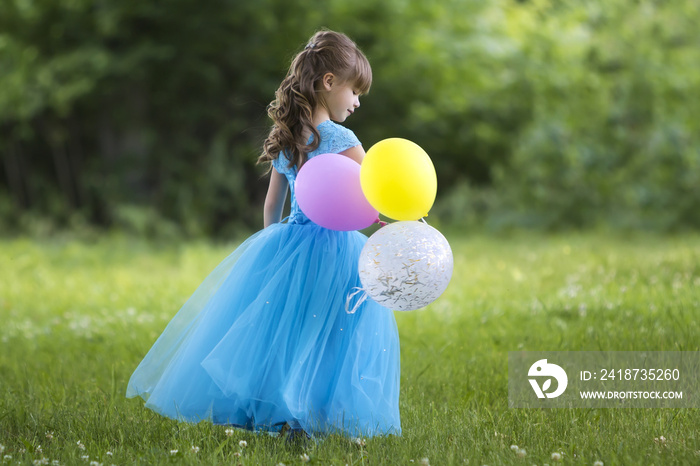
top-left (272, 120), bottom-right (361, 224)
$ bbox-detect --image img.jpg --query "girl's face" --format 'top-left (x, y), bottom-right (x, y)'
top-left (320, 76), bottom-right (361, 123)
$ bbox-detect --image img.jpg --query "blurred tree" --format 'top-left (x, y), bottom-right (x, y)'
top-left (490, 0), bottom-right (700, 230)
top-left (0, 0), bottom-right (698, 236)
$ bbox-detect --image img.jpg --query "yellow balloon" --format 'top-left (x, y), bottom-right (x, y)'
top-left (360, 138), bottom-right (437, 221)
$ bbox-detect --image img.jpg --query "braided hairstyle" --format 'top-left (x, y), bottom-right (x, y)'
top-left (258, 30), bottom-right (372, 171)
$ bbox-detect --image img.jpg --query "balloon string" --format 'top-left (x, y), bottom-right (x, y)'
top-left (345, 287), bottom-right (369, 314)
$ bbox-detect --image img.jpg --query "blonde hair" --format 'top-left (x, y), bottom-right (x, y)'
top-left (258, 30), bottom-right (372, 170)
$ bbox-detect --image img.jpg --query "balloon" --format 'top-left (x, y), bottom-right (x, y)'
top-left (295, 153), bottom-right (379, 231)
top-left (360, 138), bottom-right (437, 221)
top-left (358, 221), bottom-right (453, 311)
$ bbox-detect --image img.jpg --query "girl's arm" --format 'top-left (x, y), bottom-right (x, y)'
top-left (263, 170), bottom-right (289, 228)
top-left (339, 145), bottom-right (366, 164)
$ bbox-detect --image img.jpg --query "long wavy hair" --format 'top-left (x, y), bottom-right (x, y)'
top-left (258, 30), bottom-right (372, 171)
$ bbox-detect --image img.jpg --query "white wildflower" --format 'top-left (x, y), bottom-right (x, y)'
top-left (3, 455), bottom-right (12, 461)
top-left (593, 461), bottom-right (604, 466)
top-left (80, 456), bottom-right (89, 461)
top-left (105, 452), bottom-right (112, 457)
top-left (32, 459), bottom-right (49, 465)
top-left (45, 432), bottom-right (54, 440)
top-left (233, 452), bottom-right (241, 457)
top-left (89, 462), bottom-right (102, 466)
top-left (551, 452), bottom-right (562, 461)
top-left (77, 441), bottom-right (86, 451)
top-left (0, 445), bottom-right (4, 454)
top-left (52, 461), bottom-right (60, 466)
top-left (36, 445), bottom-right (43, 454)
top-left (517, 448), bottom-right (527, 458)
top-left (169, 450), bottom-right (178, 455)
top-left (190, 446), bottom-right (200, 454)
top-left (225, 428), bottom-right (235, 437)
top-left (238, 440), bottom-right (247, 448)
top-left (420, 458), bottom-right (430, 466)
top-left (300, 453), bottom-right (310, 462)
top-left (510, 445), bottom-right (519, 452)
top-left (276, 463), bottom-right (286, 466)
top-left (353, 437), bottom-right (366, 447)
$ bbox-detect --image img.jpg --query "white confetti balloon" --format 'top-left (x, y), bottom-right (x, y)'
top-left (358, 221), bottom-right (453, 311)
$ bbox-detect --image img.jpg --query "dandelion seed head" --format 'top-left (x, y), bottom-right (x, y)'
top-left (593, 461), bottom-right (604, 466)
top-left (190, 446), bottom-right (200, 454)
top-left (517, 448), bottom-right (527, 458)
top-left (420, 458), bottom-right (430, 466)
top-left (225, 428), bottom-right (235, 437)
top-left (510, 445), bottom-right (518, 451)
top-left (239, 440), bottom-right (247, 448)
top-left (300, 453), bottom-right (310, 462)
top-left (551, 452), bottom-right (562, 461)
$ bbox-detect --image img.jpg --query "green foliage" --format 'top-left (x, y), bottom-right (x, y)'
top-left (0, 0), bottom-right (699, 235)
top-left (1, 234), bottom-right (699, 464)
top-left (489, 0), bottom-right (700, 230)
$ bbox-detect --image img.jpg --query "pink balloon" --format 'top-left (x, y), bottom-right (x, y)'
top-left (295, 153), bottom-right (379, 231)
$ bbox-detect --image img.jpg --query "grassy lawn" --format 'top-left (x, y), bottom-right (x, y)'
top-left (1, 232), bottom-right (699, 465)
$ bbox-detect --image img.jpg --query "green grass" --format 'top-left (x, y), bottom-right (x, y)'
top-left (1, 232), bottom-right (699, 465)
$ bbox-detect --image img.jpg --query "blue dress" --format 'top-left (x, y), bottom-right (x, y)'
top-left (126, 120), bottom-right (401, 437)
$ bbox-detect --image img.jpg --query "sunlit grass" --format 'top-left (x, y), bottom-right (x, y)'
top-left (1, 232), bottom-right (699, 465)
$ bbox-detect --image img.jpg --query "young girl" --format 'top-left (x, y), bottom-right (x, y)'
top-left (126, 30), bottom-right (401, 439)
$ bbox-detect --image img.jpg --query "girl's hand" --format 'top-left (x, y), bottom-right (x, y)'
top-left (374, 218), bottom-right (387, 227)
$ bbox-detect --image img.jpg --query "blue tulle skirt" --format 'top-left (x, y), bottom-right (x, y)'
top-left (126, 221), bottom-right (401, 437)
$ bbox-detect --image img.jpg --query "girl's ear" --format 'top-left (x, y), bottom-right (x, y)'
top-left (322, 73), bottom-right (335, 91)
